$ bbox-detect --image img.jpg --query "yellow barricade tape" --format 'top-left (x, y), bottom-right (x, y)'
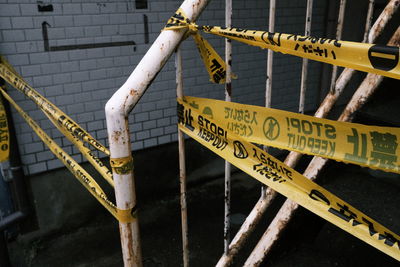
top-left (41, 103), bottom-right (114, 186)
top-left (165, 10), bottom-right (400, 80)
top-left (192, 32), bottom-right (228, 84)
top-left (0, 57), bottom-right (110, 155)
top-left (0, 85), bottom-right (9, 162)
top-left (110, 156), bottom-right (134, 175)
top-left (165, 9), bottom-right (234, 84)
top-left (177, 97), bottom-right (400, 261)
top-left (0, 57), bottom-right (114, 186)
top-left (183, 96), bottom-right (400, 174)
top-left (46, 112), bottom-right (114, 187)
top-left (0, 88), bottom-right (134, 223)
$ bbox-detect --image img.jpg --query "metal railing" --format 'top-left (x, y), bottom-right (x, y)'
top-left (105, 1), bottom-right (210, 265)
top-left (105, 0), bottom-right (399, 266)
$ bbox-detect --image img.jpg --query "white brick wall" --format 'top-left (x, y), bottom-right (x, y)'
top-left (0, 0), bottom-right (327, 175)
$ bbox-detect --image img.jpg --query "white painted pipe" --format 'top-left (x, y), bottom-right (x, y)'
top-left (363, 0), bottom-right (375, 43)
top-left (329, 0), bottom-right (346, 94)
top-left (299, 0), bottom-right (314, 114)
top-left (261, 0), bottom-right (276, 197)
top-left (368, 0), bottom-right (399, 43)
top-left (176, 47), bottom-right (190, 267)
top-left (224, 0), bottom-right (233, 255)
top-left (105, 1), bottom-right (210, 266)
top-left (265, 0), bottom-right (276, 110)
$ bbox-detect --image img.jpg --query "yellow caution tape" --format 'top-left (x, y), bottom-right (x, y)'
top-left (184, 96), bottom-right (400, 174)
top-left (192, 32), bottom-right (228, 84)
top-left (0, 57), bottom-right (110, 155)
top-left (46, 112), bottom-right (114, 187)
top-left (165, 9), bottom-right (234, 84)
top-left (165, 10), bottom-right (400, 80)
top-left (0, 88), bottom-right (134, 223)
top-left (110, 156), bottom-right (134, 175)
top-left (0, 57), bottom-right (114, 186)
top-left (117, 205), bottom-right (137, 223)
top-left (0, 56), bottom-right (24, 81)
top-left (177, 97), bottom-right (400, 261)
top-left (0, 85), bottom-right (9, 162)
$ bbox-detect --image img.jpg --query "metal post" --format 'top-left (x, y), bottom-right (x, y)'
top-left (363, 0), bottom-right (375, 43)
top-left (176, 47), bottom-right (189, 267)
top-left (261, 0), bottom-right (276, 198)
top-left (368, 0), bottom-right (398, 43)
top-left (328, 0), bottom-right (346, 93)
top-left (299, 0), bottom-right (314, 114)
top-left (215, 1), bottom-right (397, 264)
top-left (224, 0), bottom-right (232, 255)
top-left (265, 0), bottom-right (276, 111)
top-left (105, 1), bottom-right (209, 266)
top-left (242, 25), bottom-right (400, 267)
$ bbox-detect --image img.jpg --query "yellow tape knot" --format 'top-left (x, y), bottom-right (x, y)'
top-left (110, 156), bottom-right (134, 175)
top-left (164, 8), bottom-right (199, 35)
top-left (187, 23), bottom-right (199, 34)
top-left (116, 205), bottom-right (137, 223)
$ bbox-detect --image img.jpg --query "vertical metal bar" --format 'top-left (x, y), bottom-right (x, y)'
top-left (317, 0), bottom-right (339, 103)
top-left (224, 0), bottom-right (232, 255)
top-left (261, 0), bottom-right (276, 198)
top-left (143, 14), bottom-right (150, 44)
top-left (299, 0), bottom-right (314, 114)
top-left (242, 20), bottom-right (400, 267)
top-left (176, 47), bottom-right (189, 267)
top-left (265, 0), bottom-right (276, 110)
top-left (215, 1), bottom-right (398, 264)
top-left (363, 0), bottom-right (375, 43)
top-left (105, 1), bottom-right (210, 266)
top-left (243, 35), bottom-right (399, 267)
top-left (328, 0), bottom-right (346, 93)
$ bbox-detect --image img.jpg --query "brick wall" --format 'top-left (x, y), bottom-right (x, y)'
top-left (0, 0), bottom-right (327, 175)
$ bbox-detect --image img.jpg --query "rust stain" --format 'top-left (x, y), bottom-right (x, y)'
top-left (276, 216), bottom-right (288, 232)
top-left (122, 94), bottom-right (129, 113)
top-left (126, 225), bottom-right (134, 262)
top-left (130, 89), bottom-right (139, 97)
top-left (378, 2), bottom-right (398, 32)
top-left (390, 28), bottom-right (400, 46)
top-left (192, 1), bottom-right (201, 13)
top-left (112, 131), bottom-right (122, 142)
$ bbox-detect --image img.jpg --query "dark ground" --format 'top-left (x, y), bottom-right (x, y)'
top-left (5, 79), bottom-right (400, 266)
top-left (6, 143), bottom-right (400, 267)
